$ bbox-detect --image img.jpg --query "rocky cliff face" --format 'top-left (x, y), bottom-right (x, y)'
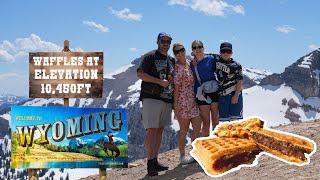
top-left (261, 49), bottom-right (320, 98)
top-left (260, 73), bottom-right (284, 86)
top-left (0, 117), bottom-right (8, 137)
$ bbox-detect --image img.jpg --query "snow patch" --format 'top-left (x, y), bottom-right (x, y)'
top-left (119, 92), bottom-right (140, 108)
top-left (313, 69), bottom-right (320, 86)
top-left (116, 95), bottom-right (122, 100)
top-left (39, 168), bottom-right (98, 179)
top-left (171, 112), bottom-right (180, 132)
top-left (298, 53), bottom-right (313, 68)
top-left (79, 98), bottom-right (94, 107)
top-left (23, 98), bottom-right (63, 106)
top-left (243, 84), bottom-right (320, 127)
top-left (69, 98), bottom-right (77, 107)
top-left (0, 113), bottom-right (10, 121)
top-left (103, 91), bottom-right (113, 108)
top-left (127, 80), bottom-right (142, 92)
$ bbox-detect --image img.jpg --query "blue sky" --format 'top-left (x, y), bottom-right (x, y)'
top-left (0, 0), bottom-right (319, 96)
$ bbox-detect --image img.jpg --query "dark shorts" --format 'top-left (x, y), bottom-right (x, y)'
top-left (219, 91), bottom-right (243, 121)
top-left (196, 92), bottom-right (219, 106)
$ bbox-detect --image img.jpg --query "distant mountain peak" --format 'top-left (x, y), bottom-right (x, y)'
top-left (297, 49), bottom-right (320, 69)
top-left (243, 67), bottom-right (272, 84)
top-left (260, 49), bottom-right (320, 98)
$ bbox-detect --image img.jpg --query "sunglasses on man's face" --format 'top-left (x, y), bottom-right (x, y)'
top-left (220, 49), bottom-right (232, 54)
top-left (173, 47), bottom-right (185, 55)
top-left (192, 45), bottom-right (203, 50)
top-left (160, 39), bottom-right (171, 45)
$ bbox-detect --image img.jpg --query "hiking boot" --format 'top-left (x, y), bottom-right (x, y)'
top-left (147, 159), bottom-right (158, 176)
top-left (180, 155), bottom-right (195, 165)
top-left (154, 158), bottom-right (169, 171)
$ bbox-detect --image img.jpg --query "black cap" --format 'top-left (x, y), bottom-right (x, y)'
top-left (157, 32), bottom-right (172, 41)
top-left (220, 42), bottom-right (232, 51)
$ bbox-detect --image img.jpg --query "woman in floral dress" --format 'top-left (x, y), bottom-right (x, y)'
top-left (173, 42), bottom-right (201, 164)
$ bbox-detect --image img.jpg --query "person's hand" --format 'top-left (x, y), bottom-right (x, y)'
top-left (231, 94), bottom-right (239, 104)
top-left (159, 79), bottom-right (169, 88)
top-left (168, 75), bottom-right (173, 83)
top-left (192, 59), bottom-right (197, 66)
top-left (174, 110), bottom-right (181, 120)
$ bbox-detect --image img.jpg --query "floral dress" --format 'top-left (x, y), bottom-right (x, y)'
top-left (174, 63), bottom-right (200, 119)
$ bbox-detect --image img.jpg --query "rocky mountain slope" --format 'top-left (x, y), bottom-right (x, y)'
top-left (81, 119), bottom-right (320, 180)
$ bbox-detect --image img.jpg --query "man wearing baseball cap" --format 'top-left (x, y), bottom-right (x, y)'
top-left (137, 32), bottom-right (174, 176)
top-left (216, 42), bottom-right (243, 122)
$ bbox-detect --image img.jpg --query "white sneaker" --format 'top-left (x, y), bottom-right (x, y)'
top-left (180, 155), bottom-right (195, 165)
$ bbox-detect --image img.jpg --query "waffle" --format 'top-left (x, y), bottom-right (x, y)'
top-left (251, 128), bottom-right (314, 163)
top-left (215, 117), bottom-right (264, 139)
top-left (192, 137), bottom-right (261, 175)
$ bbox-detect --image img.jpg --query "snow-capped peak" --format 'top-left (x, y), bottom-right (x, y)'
top-left (105, 63), bottom-right (134, 79)
top-left (243, 67), bottom-right (272, 84)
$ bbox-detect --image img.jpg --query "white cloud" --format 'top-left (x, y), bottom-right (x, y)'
top-left (109, 7), bottom-right (142, 21)
top-left (0, 49), bottom-right (15, 63)
top-left (0, 34), bottom-right (84, 63)
top-left (168, 0), bottom-right (189, 6)
top-left (309, 44), bottom-right (320, 51)
top-left (0, 34), bottom-right (61, 63)
top-left (276, 25), bottom-right (296, 34)
top-left (231, 5), bottom-right (245, 15)
top-left (168, 0), bottom-right (245, 16)
top-left (129, 47), bottom-right (138, 52)
top-left (0, 72), bottom-right (24, 79)
top-left (83, 20), bottom-right (109, 33)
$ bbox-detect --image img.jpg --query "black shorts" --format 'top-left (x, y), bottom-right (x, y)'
top-left (196, 92), bottom-right (219, 106)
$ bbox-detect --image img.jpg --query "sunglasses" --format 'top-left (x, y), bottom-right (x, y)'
top-left (192, 45), bottom-right (203, 50)
top-left (220, 49), bottom-right (232, 54)
top-left (173, 47), bottom-right (185, 55)
top-left (160, 39), bottom-right (171, 45)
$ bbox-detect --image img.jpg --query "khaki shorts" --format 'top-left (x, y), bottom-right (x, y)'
top-left (142, 98), bottom-right (172, 129)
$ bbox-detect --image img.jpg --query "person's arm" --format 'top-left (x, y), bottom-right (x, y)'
top-left (137, 70), bottom-right (168, 87)
top-left (136, 55), bottom-right (169, 88)
top-left (173, 67), bottom-right (181, 118)
top-left (231, 80), bottom-right (242, 104)
top-left (231, 63), bottom-right (243, 104)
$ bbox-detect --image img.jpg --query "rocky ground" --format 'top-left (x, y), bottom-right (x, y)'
top-left (82, 120), bottom-right (320, 180)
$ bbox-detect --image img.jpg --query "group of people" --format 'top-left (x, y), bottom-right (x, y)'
top-left (137, 32), bottom-right (243, 176)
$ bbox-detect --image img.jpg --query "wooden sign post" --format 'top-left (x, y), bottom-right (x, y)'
top-left (27, 40), bottom-right (106, 179)
top-left (63, 40), bottom-right (70, 106)
top-left (62, 40), bottom-right (107, 180)
top-left (28, 169), bottom-right (37, 180)
top-left (100, 168), bottom-right (107, 180)
top-left (62, 40), bottom-right (107, 179)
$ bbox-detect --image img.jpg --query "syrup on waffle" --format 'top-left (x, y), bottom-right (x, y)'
top-left (192, 137), bottom-right (261, 175)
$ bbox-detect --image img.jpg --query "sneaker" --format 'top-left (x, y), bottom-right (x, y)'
top-left (154, 158), bottom-right (169, 171)
top-left (180, 155), bottom-right (195, 165)
top-left (147, 159), bottom-right (158, 176)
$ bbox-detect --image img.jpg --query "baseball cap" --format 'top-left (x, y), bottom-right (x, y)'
top-left (157, 32), bottom-right (172, 41)
top-left (220, 42), bottom-right (232, 51)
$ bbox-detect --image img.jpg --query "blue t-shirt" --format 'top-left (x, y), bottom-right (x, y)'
top-left (191, 55), bottom-right (217, 93)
